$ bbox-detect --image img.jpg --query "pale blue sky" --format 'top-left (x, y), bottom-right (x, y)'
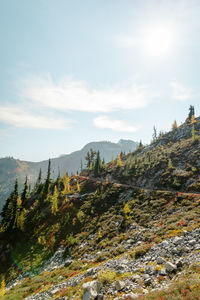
top-left (0, 0), bottom-right (200, 161)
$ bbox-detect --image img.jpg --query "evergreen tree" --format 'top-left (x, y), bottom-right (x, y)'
top-left (152, 125), bottom-right (157, 140)
top-left (36, 168), bottom-right (42, 185)
top-left (36, 168), bottom-right (43, 193)
top-left (111, 154), bottom-right (114, 164)
top-left (117, 153), bottom-right (122, 167)
top-left (17, 209), bottom-right (25, 231)
top-left (77, 181), bottom-right (80, 193)
top-left (21, 176), bottom-right (28, 206)
top-left (1, 195), bottom-right (11, 228)
top-left (1, 277), bottom-right (5, 297)
top-left (85, 151), bottom-right (91, 169)
top-left (51, 186), bottom-right (58, 215)
top-left (8, 179), bottom-right (19, 230)
top-left (94, 151), bottom-right (101, 177)
top-left (56, 168), bottom-right (61, 189)
top-left (90, 149), bottom-right (96, 164)
top-left (138, 140), bottom-right (143, 149)
top-left (43, 159), bottom-right (51, 198)
top-left (187, 105), bottom-right (195, 122)
top-left (191, 115), bottom-right (195, 124)
top-left (80, 160), bottom-right (83, 172)
top-left (168, 159), bottom-right (173, 169)
top-left (172, 120), bottom-right (178, 130)
top-left (124, 203), bottom-right (130, 220)
top-left (62, 172), bottom-right (70, 194)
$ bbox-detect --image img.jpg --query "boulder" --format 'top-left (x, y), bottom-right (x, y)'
top-left (189, 239), bottom-right (196, 246)
top-left (173, 237), bottom-right (183, 245)
top-left (115, 280), bottom-right (126, 291)
top-left (165, 262), bottom-right (177, 273)
top-left (82, 281), bottom-right (102, 300)
top-left (157, 257), bottom-right (166, 264)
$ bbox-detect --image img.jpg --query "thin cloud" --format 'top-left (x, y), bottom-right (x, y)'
top-left (20, 75), bottom-right (153, 113)
top-left (171, 81), bottom-right (193, 101)
top-left (93, 115), bottom-right (139, 133)
top-left (0, 105), bottom-right (71, 129)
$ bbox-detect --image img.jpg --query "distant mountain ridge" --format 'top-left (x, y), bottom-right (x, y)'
top-left (0, 139), bottom-right (138, 211)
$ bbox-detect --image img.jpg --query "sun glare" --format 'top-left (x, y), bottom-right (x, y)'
top-left (142, 23), bottom-right (174, 58)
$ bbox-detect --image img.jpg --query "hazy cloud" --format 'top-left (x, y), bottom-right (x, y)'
top-left (0, 105), bottom-right (71, 129)
top-left (20, 75), bottom-right (153, 113)
top-left (93, 115), bottom-right (139, 132)
top-left (171, 81), bottom-right (193, 101)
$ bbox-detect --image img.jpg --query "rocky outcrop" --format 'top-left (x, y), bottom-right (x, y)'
top-left (23, 227), bottom-right (200, 300)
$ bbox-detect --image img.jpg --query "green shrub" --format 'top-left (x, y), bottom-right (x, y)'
top-left (98, 269), bottom-right (117, 284)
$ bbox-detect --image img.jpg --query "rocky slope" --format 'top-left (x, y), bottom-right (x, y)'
top-left (0, 118), bottom-right (200, 300)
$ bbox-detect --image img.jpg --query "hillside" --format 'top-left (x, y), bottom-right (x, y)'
top-left (0, 140), bottom-right (138, 213)
top-left (0, 118), bottom-right (200, 300)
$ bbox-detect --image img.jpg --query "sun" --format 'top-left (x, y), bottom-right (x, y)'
top-left (142, 22), bottom-right (174, 58)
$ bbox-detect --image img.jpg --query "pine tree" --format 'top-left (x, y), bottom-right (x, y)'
top-left (21, 176), bottom-right (28, 206)
top-left (1, 195), bottom-right (11, 227)
top-left (62, 173), bottom-right (70, 194)
top-left (80, 160), bottom-right (83, 172)
top-left (90, 149), bottom-right (96, 164)
top-left (172, 120), bottom-right (178, 130)
top-left (98, 229), bottom-right (102, 239)
top-left (77, 181), bottom-right (80, 193)
top-left (94, 151), bottom-right (101, 177)
top-left (187, 105), bottom-right (195, 122)
top-left (117, 153), bottom-right (122, 167)
top-left (191, 115), bottom-right (195, 124)
top-left (124, 203), bottom-right (130, 220)
top-left (9, 179), bottom-right (19, 230)
top-left (35, 168), bottom-right (43, 194)
top-left (85, 151), bottom-right (91, 169)
top-left (152, 125), bottom-right (157, 140)
top-left (138, 140), bottom-right (143, 149)
top-left (111, 154), bottom-right (114, 164)
top-left (1, 277), bottom-right (5, 297)
top-left (17, 209), bottom-right (25, 231)
top-left (43, 159), bottom-right (51, 198)
top-left (168, 159), bottom-right (173, 169)
top-left (56, 168), bottom-right (61, 189)
top-left (36, 168), bottom-right (42, 185)
top-left (51, 186), bottom-right (58, 215)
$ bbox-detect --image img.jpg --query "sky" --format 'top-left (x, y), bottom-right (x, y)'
top-left (0, 0), bottom-right (200, 161)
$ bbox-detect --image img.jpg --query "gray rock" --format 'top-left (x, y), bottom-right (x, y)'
top-left (82, 281), bottom-right (102, 300)
top-left (176, 258), bottom-right (183, 268)
top-left (64, 259), bottom-right (72, 267)
top-left (158, 269), bottom-right (167, 276)
top-left (157, 257), bottom-right (166, 264)
top-left (131, 274), bottom-right (141, 282)
top-left (115, 280), bottom-right (126, 291)
top-left (161, 241), bottom-right (169, 248)
top-left (144, 277), bottom-right (152, 286)
top-left (51, 287), bottom-right (61, 295)
top-left (173, 237), bottom-right (183, 245)
top-left (189, 239), bottom-right (196, 246)
top-left (58, 276), bottom-right (64, 281)
top-left (145, 266), bottom-right (154, 275)
top-left (165, 262), bottom-right (177, 273)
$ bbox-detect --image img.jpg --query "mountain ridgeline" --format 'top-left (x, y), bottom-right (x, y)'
top-left (0, 139), bottom-right (138, 212)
